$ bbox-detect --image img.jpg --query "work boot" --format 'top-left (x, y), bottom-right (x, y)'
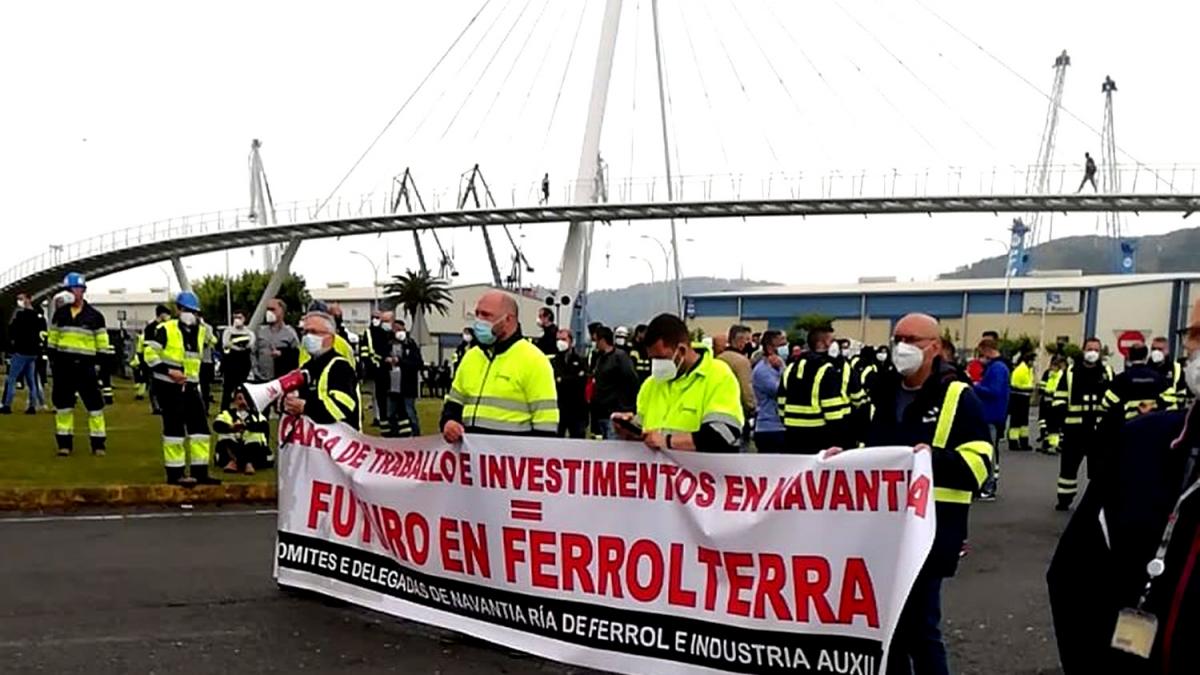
top-left (0, 406), bottom-right (10, 415)
top-left (92, 448), bottom-right (106, 457)
top-left (165, 466), bottom-right (186, 485)
top-left (56, 448), bottom-right (71, 457)
top-left (190, 465), bottom-right (222, 486)
top-left (24, 407), bottom-right (36, 415)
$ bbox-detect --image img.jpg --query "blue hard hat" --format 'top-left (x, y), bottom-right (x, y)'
top-left (176, 291), bottom-right (200, 312)
top-left (63, 272), bottom-right (87, 289)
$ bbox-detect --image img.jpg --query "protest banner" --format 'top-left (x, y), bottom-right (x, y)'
top-left (275, 416), bottom-right (935, 675)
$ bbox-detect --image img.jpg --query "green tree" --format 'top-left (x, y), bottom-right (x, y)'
top-left (194, 271), bottom-right (311, 326)
top-left (786, 313), bottom-right (836, 347)
top-left (997, 332), bottom-right (1040, 359)
top-left (383, 269), bottom-right (452, 344)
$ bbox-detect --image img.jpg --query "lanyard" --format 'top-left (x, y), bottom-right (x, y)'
top-left (1137, 444), bottom-right (1200, 609)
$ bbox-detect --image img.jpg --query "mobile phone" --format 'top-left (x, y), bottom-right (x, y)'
top-left (613, 415), bottom-right (643, 435)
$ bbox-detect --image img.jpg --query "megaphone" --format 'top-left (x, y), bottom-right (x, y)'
top-left (238, 370), bottom-right (309, 415)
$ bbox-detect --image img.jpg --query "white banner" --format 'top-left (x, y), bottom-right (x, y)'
top-left (275, 417), bottom-right (935, 675)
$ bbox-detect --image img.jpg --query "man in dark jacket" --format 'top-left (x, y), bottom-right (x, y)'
top-left (393, 319), bottom-right (424, 435)
top-left (551, 328), bottom-right (588, 438)
top-left (1048, 300), bottom-right (1200, 674)
top-left (534, 307), bottom-right (558, 355)
top-left (853, 313), bottom-right (993, 675)
top-left (589, 325), bottom-right (638, 439)
top-left (2, 292), bottom-right (47, 414)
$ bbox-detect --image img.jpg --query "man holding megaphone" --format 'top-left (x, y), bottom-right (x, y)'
top-left (280, 307), bottom-right (362, 430)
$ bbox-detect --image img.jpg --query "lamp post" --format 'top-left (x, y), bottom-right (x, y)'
top-left (349, 250), bottom-right (380, 311)
top-left (630, 255), bottom-right (656, 287)
top-left (640, 234), bottom-right (672, 311)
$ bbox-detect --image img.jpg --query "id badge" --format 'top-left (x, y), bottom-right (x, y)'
top-left (1111, 608), bottom-right (1158, 659)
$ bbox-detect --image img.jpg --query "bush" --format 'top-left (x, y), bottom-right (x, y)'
top-left (787, 313), bottom-right (835, 347)
top-left (998, 332), bottom-right (1039, 359)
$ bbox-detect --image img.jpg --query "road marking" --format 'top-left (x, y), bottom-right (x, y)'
top-left (0, 628), bottom-right (255, 649)
top-left (0, 508), bottom-right (278, 524)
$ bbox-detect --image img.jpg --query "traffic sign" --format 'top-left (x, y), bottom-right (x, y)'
top-left (1115, 330), bottom-right (1146, 358)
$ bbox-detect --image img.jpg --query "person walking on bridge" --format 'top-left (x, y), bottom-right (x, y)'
top-left (1076, 152), bottom-right (1098, 193)
top-left (48, 273), bottom-right (109, 457)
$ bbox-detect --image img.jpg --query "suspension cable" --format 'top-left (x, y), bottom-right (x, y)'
top-left (676, 2), bottom-right (730, 169)
top-left (909, 0), bottom-right (1173, 189)
top-left (540, 2), bottom-right (589, 153)
top-left (440, 0), bottom-right (535, 140)
top-left (698, 0), bottom-right (779, 164)
top-left (728, 0), bottom-right (833, 166)
top-left (504, 1), bottom-right (571, 147)
top-left (472, 0), bottom-right (552, 141)
top-left (317, 0), bottom-right (494, 215)
top-left (833, 0), bottom-right (995, 151)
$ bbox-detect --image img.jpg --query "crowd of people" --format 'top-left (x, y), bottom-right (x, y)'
top-left (7, 272), bottom-right (1200, 673)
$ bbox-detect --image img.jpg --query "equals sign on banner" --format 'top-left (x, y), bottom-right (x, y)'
top-left (510, 499), bottom-right (543, 522)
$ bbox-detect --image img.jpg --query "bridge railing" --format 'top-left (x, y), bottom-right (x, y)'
top-left (4, 162), bottom-right (1197, 289)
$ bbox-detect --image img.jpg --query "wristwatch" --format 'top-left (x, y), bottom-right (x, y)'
top-left (665, 434), bottom-right (674, 450)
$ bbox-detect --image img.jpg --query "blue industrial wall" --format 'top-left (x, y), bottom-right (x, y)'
top-left (689, 290), bottom-right (1027, 326)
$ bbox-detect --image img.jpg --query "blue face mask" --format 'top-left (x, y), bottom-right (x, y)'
top-left (775, 345), bottom-right (789, 358)
top-left (472, 318), bottom-right (497, 345)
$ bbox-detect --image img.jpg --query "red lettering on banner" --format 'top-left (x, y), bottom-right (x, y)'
top-left (405, 513), bottom-right (430, 565)
top-left (840, 557), bottom-right (880, 628)
top-left (829, 471), bottom-right (855, 511)
top-left (460, 521), bottom-right (489, 577)
top-left (783, 475), bottom-right (807, 510)
top-left (626, 539), bottom-right (664, 603)
top-left (331, 485), bottom-right (356, 537)
top-left (855, 470), bottom-right (880, 511)
top-left (667, 543), bottom-right (696, 607)
top-left (754, 553), bottom-right (792, 620)
top-left (529, 529), bottom-right (557, 589)
top-left (805, 471), bottom-right (830, 509)
top-left (723, 475), bottom-right (744, 510)
top-left (792, 556), bottom-right (837, 624)
top-left (883, 470), bottom-right (906, 510)
top-left (439, 517), bottom-right (465, 574)
top-left (380, 507), bottom-right (408, 561)
top-left (597, 536), bottom-right (626, 598)
top-left (697, 546), bottom-right (722, 611)
top-left (561, 533), bottom-right (595, 593)
top-left (502, 527), bottom-right (525, 584)
top-left (742, 476), bottom-right (768, 511)
top-left (459, 452), bottom-right (474, 486)
top-left (307, 480), bottom-right (332, 529)
top-left (696, 471), bottom-right (717, 507)
top-left (723, 552), bottom-right (755, 617)
top-left (907, 473), bottom-right (931, 519)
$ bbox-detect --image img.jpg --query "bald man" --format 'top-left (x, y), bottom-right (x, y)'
top-left (856, 313), bottom-right (993, 675)
top-left (440, 290), bottom-right (558, 441)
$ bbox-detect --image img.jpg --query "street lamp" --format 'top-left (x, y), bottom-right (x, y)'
top-left (630, 255), bottom-right (656, 287)
top-left (640, 234), bottom-right (672, 310)
top-left (349, 250), bottom-right (380, 311)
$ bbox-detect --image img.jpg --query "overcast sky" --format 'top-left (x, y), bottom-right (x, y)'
top-left (3, 0), bottom-right (1198, 297)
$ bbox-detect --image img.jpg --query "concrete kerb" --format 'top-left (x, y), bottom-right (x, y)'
top-left (0, 482), bottom-right (278, 511)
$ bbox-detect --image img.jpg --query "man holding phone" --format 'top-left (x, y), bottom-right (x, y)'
top-left (613, 313), bottom-right (743, 453)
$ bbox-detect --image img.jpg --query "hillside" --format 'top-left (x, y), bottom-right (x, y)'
top-left (941, 226), bottom-right (1200, 279)
top-left (585, 277), bottom-right (775, 327)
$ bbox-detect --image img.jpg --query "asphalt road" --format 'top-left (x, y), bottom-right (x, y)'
top-left (0, 450), bottom-right (1072, 675)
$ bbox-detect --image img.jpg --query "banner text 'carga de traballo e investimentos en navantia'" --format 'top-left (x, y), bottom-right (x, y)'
top-left (275, 416), bottom-right (935, 675)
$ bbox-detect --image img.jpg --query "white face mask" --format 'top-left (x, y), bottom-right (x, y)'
top-left (462, 332), bottom-right (473, 343)
top-left (1083, 350), bottom-right (1101, 364)
top-left (615, 337), bottom-right (627, 347)
top-left (302, 333), bottom-right (327, 356)
top-left (876, 350), bottom-right (888, 363)
top-left (233, 318), bottom-right (245, 329)
top-left (892, 342), bottom-right (925, 376)
top-left (380, 322), bottom-right (392, 331)
top-left (178, 311), bottom-right (197, 327)
top-left (371, 318), bottom-right (381, 328)
top-left (1150, 349), bottom-right (1166, 364)
top-left (650, 358), bottom-right (678, 381)
top-left (265, 310), bottom-right (278, 324)
top-left (395, 330), bottom-right (407, 342)
top-left (1185, 351), bottom-right (1200, 397)
top-left (827, 342), bottom-right (841, 359)
top-left (556, 339), bottom-right (570, 353)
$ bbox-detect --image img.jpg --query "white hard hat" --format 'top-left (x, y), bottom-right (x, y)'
top-left (615, 326), bottom-right (630, 338)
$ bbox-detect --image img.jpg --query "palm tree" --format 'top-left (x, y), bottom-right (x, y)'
top-left (383, 269), bottom-right (452, 344)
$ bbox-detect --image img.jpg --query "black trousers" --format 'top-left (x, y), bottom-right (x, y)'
top-left (558, 409), bottom-right (587, 439)
top-left (1057, 429), bottom-right (1098, 504)
top-left (51, 359), bottom-right (106, 451)
top-left (220, 353), bottom-right (252, 410)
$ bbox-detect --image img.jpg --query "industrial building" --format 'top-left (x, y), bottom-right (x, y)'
top-left (87, 283), bottom-right (547, 366)
top-left (685, 272), bottom-right (1200, 368)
